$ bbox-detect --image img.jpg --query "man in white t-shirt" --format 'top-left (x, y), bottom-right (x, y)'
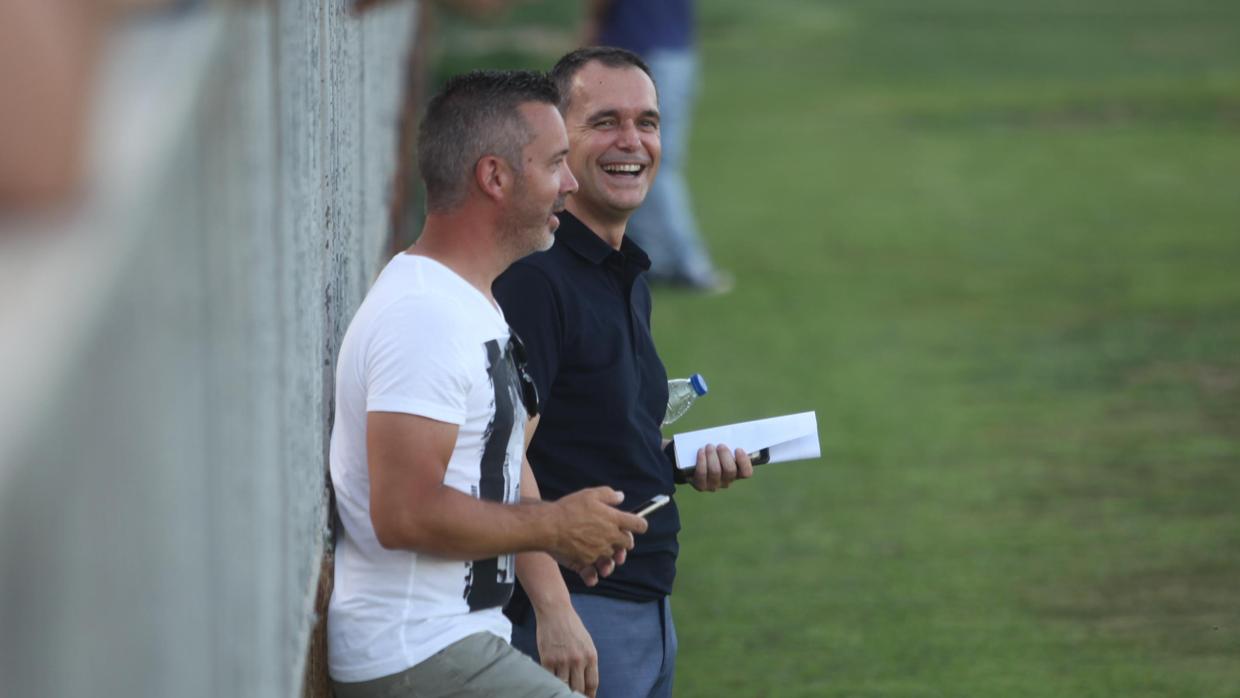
top-left (328, 70), bottom-right (649, 698)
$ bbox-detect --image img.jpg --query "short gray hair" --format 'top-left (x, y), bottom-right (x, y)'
top-left (416, 70), bottom-right (560, 213)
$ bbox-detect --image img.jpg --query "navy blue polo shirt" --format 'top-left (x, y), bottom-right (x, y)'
top-left (494, 211), bottom-right (676, 604)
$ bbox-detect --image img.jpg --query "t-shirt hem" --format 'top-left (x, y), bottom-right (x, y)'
top-left (328, 621), bottom-right (511, 684)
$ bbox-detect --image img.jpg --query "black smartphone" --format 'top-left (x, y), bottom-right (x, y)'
top-left (626, 494), bottom-right (671, 518)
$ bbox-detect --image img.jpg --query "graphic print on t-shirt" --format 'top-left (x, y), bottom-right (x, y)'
top-left (463, 338), bottom-right (523, 611)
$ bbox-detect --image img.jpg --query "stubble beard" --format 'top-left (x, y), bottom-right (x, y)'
top-left (502, 184), bottom-right (560, 259)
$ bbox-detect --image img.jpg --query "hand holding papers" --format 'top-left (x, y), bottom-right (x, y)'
top-left (671, 411), bottom-right (821, 472)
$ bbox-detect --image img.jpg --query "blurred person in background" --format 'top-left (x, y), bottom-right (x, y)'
top-left (583, 0), bottom-right (729, 292)
top-left (327, 69), bottom-right (648, 698)
top-left (495, 48), bottom-right (753, 698)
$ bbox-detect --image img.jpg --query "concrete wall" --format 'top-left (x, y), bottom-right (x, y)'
top-left (0, 2), bottom-right (417, 695)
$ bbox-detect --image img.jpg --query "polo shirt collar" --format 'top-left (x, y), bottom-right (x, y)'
top-left (557, 210), bottom-right (652, 272)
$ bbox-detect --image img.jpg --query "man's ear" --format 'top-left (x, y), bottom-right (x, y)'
top-left (475, 155), bottom-right (511, 204)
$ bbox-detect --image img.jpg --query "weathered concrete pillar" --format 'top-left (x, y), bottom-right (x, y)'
top-left (0, 2), bottom-right (418, 696)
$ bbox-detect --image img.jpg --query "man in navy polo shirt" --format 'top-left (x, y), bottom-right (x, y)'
top-left (494, 48), bottom-right (753, 698)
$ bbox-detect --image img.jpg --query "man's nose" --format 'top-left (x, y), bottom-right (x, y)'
top-left (616, 120), bottom-right (641, 150)
top-left (561, 163), bottom-right (579, 195)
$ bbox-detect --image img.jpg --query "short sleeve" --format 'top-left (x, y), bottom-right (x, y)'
top-left (494, 262), bottom-right (562, 407)
top-left (364, 296), bottom-right (473, 425)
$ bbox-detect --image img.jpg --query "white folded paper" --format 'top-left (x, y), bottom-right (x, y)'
top-left (671, 411), bottom-right (820, 471)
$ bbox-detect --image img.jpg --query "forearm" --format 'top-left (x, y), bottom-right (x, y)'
top-left (368, 412), bottom-right (641, 567)
top-left (514, 452), bottom-right (572, 610)
top-left (517, 551), bottom-right (572, 612)
top-left (376, 484), bottom-right (560, 560)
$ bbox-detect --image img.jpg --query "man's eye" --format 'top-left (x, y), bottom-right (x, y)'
top-left (595, 119), bottom-right (616, 129)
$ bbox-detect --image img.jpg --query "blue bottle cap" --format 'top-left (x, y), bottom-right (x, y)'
top-left (689, 373), bottom-right (708, 396)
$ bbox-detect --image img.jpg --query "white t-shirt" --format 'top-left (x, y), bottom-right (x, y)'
top-left (327, 254), bottom-right (526, 683)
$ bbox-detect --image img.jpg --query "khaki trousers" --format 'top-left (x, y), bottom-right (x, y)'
top-left (332, 632), bottom-right (583, 698)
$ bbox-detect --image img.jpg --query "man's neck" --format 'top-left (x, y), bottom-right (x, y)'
top-left (408, 213), bottom-right (507, 300)
top-left (566, 202), bottom-right (628, 250)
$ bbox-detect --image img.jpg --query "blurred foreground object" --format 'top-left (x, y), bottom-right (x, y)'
top-left (0, 0), bottom-right (101, 207)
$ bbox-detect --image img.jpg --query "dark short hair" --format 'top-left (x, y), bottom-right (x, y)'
top-left (549, 46), bottom-right (655, 113)
top-left (417, 69), bottom-right (560, 213)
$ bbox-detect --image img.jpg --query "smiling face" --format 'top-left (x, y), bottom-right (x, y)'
top-left (503, 101), bottom-right (578, 256)
top-left (561, 61), bottom-right (661, 232)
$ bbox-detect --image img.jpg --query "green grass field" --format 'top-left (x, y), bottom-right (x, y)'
top-left (438, 1), bottom-right (1240, 694)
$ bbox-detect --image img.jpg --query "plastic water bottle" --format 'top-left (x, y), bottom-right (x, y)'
top-left (663, 373), bottom-right (708, 426)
